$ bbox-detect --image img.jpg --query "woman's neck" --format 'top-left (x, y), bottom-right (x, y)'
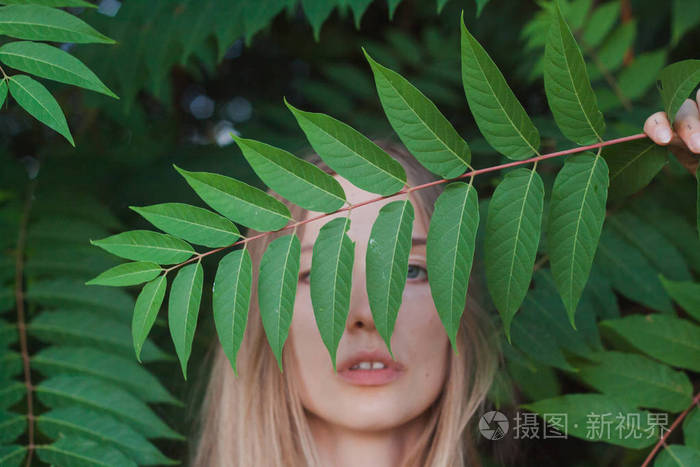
top-left (307, 410), bottom-right (430, 467)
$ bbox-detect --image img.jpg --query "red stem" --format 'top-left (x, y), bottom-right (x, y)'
top-left (165, 133), bottom-right (648, 272)
top-left (641, 391), bottom-right (700, 467)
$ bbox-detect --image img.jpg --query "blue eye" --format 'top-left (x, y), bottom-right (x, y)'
top-left (407, 264), bottom-right (427, 280)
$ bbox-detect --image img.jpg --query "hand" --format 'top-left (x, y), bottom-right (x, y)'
top-left (643, 89), bottom-right (700, 176)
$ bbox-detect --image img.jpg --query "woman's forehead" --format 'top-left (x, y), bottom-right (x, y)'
top-left (299, 174), bottom-right (428, 246)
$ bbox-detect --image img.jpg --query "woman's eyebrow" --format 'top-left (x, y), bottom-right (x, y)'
top-left (301, 237), bottom-right (427, 253)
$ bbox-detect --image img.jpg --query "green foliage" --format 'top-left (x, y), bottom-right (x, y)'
top-left (310, 217), bottom-right (355, 371)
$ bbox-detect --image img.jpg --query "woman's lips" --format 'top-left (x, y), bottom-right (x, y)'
top-left (337, 366), bottom-right (404, 386)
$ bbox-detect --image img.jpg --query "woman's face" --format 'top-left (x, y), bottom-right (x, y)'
top-left (288, 174), bottom-right (450, 432)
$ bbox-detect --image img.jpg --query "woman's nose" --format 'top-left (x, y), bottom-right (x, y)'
top-left (345, 257), bottom-right (376, 332)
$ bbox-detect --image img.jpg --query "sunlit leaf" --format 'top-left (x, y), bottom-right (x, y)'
top-left (658, 59), bottom-right (700, 124)
top-left (0, 5), bottom-right (114, 43)
top-left (310, 217), bottom-right (355, 371)
top-left (544, 3), bottom-right (605, 144)
top-left (213, 248), bottom-right (252, 377)
top-left (285, 98), bottom-right (407, 195)
top-left (131, 202), bottom-right (240, 248)
top-left (8, 74), bottom-right (73, 145)
top-left (363, 48), bottom-right (471, 179)
top-left (366, 200), bottom-right (414, 357)
top-left (547, 153), bottom-right (608, 324)
top-left (168, 261), bottom-right (203, 379)
top-left (86, 261), bottom-right (162, 287)
top-left (91, 230), bottom-right (194, 264)
top-left (132, 274), bottom-right (167, 362)
top-left (0, 41), bottom-right (116, 97)
top-left (175, 165), bottom-right (292, 232)
top-left (258, 234), bottom-right (300, 372)
top-left (233, 135), bottom-right (346, 213)
top-left (427, 182), bottom-right (479, 352)
top-left (485, 168), bottom-right (544, 341)
top-left (460, 17), bottom-right (540, 159)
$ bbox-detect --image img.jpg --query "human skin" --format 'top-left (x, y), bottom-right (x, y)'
top-left (644, 91), bottom-right (700, 174)
top-left (287, 175), bottom-right (450, 467)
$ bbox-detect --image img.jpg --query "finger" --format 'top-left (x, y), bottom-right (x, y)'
top-left (644, 111), bottom-right (673, 145)
top-left (673, 98), bottom-right (700, 153)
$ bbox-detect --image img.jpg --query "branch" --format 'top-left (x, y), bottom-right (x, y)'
top-left (164, 133), bottom-right (649, 274)
top-left (641, 391), bottom-right (700, 467)
top-left (14, 181), bottom-right (36, 467)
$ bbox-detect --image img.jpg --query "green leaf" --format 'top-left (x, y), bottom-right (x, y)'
top-left (37, 407), bottom-right (175, 466)
top-left (35, 375), bottom-right (182, 440)
top-left (91, 230), bottom-right (195, 264)
top-left (658, 60), bottom-right (700, 124)
top-left (131, 202), bottom-right (241, 248)
top-left (589, 21), bottom-right (636, 81)
top-left (213, 248), bottom-right (252, 377)
top-left (602, 139), bottom-right (668, 200)
top-left (685, 408), bottom-right (700, 450)
top-left (460, 17), bottom-right (540, 159)
top-left (581, 1), bottom-right (619, 47)
top-left (595, 227), bottom-right (674, 313)
top-left (32, 346), bottom-right (179, 405)
top-left (547, 153), bottom-right (609, 324)
top-left (601, 314), bottom-right (700, 372)
top-left (310, 217), bottom-right (355, 371)
top-left (36, 435), bottom-right (136, 467)
top-left (577, 351), bottom-right (692, 413)
top-left (475, 0), bottom-right (490, 16)
top-left (366, 200), bottom-right (414, 358)
top-left (363, 48), bottom-right (471, 179)
top-left (0, 445), bottom-right (25, 466)
top-left (132, 275), bottom-right (167, 362)
top-left (86, 262), bottom-right (162, 287)
top-left (233, 135), bottom-right (346, 213)
top-left (175, 165), bottom-right (292, 232)
top-left (0, 78), bottom-right (7, 107)
top-left (300, 0), bottom-right (335, 41)
top-left (168, 261), bottom-right (203, 379)
top-left (671, 0), bottom-right (700, 45)
top-left (618, 50), bottom-right (667, 101)
top-left (659, 275), bottom-right (700, 322)
top-left (29, 310), bottom-right (170, 363)
top-left (654, 445), bottom-right (700, 467)
top-left (0, 1), bottom-right (97, 8)
top-left (0, 410), bottom-right (25, 444)
top-left (26, 279), bottom-right (134, 317)
top-left (0, 41), bottom-right (116, 97)
top-left (521, 394), bottom-right (657, 449)
top-left (0, 5), bottom-right (114, 43)
top-left (427, 182), bottom-right (479, 352)
top-left (485, 168), bottom-right (544, 340)
top-left (608, 211), bottom-right (691, 282)
top-left (258, 234), bottom-right (300, 372)
top-left (387, 0), bottom-right (402, 19)
top-left (544, 3), bottom-right (605, 144)
top-left (285, 99), bottom-right (407, 195)
top-left (7, 74), bottom-right (73, 145)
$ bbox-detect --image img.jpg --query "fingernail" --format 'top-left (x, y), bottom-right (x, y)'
top-left (691, 133), bottom-right (700, 153)
top-left (655, 127), bottom-right (672, 143)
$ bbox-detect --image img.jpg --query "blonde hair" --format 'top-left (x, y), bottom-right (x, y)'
top-left (191, 139), bottom-right (501, 466)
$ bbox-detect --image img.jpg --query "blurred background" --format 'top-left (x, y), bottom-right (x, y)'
top-left (1, 0), bottom-right (699, 465)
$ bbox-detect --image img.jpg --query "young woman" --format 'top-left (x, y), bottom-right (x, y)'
top-left (192, 95), bottom-right (700, 466)
top-left (193, 140), bottom-right (500, 467)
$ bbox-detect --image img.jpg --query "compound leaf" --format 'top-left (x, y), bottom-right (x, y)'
top-left (427, 182), bottom-right (479, 352)
top-left (363, 47), bottom-right (471, 179)
top-left (366, 200), bottom-right (414, 358)
top-left (0, 5), bottom-right (114, 43)
top-left (213, 248), bottom-right (252, 377)
top-left (658, 59), bottom-right (700, 123)
top-left (233, 135), bottom-right (345, 213)
top-left (310, 217), bottom-right (355, 371)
